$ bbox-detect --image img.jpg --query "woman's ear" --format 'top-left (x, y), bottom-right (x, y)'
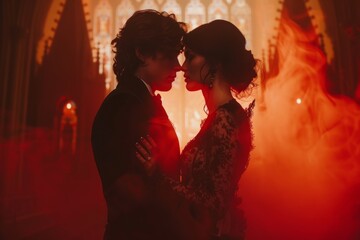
top-left (208, 63), bottom-right (219, 77)
top-left (215, 63), bottom-right (222, 72)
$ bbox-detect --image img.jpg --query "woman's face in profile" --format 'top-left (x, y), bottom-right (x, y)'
top-left (182, 48), bottom-right (209, 91)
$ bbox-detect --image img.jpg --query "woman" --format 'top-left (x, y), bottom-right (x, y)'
top-left (137, 19), bottom-right (257, 239)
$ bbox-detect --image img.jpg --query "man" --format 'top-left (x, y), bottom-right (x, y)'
top-left (91, 10), bottom-right (186, 240)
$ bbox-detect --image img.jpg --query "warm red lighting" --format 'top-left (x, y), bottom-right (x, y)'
top-left (66, 103), bottom-right (72, 109)
top-left (241, 15), bottom-right (360, 240)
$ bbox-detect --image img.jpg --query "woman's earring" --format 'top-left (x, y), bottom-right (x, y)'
top-left (208, 72), bottom-right (215, 89)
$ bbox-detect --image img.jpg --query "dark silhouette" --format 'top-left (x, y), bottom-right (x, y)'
top-left (137, 20), bottom-right (257, 240)
top-left (91, 10), bottom-right (186, 240)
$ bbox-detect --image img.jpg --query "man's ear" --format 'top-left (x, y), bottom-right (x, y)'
top-left (135, 48), bottom-right (146, 63)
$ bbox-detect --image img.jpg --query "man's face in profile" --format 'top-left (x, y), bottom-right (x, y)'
top-left (144, 52), bottom-right (181, 92)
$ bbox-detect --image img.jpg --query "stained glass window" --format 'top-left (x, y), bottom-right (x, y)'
top-left (140, 0), bottom-right (159, 10)
top-left (185, 0), bottom-right (206, 30)
top-left (208, 0), bottom-right (228, 21)
top-left (93, 0), bottom-right (113, 90)
top-left (231, 0), bottom-right (252, 48)
top-left (162, 0), bottom-right (182, 21)
top-left (115, 0), bottom-right (135, 33)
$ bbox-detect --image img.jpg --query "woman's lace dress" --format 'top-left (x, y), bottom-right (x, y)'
top-left (169, 99), bottom-right (254, 239)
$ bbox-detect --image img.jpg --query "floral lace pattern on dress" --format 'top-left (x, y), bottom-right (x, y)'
top-left (169, 100), bottom-right (252, 221)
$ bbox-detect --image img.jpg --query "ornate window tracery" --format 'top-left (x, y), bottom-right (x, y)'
top-left (208, 0), bottom-right (228, 21)
top-left (231, 0), bottom-right (252, 48)
top-left (185, 0), bottom-right (206, 30)
top-left (140, 0), bottom-right (159, 10)
top-left (115, 0), bottom-right (135, 33)
top-left (93, 0), bottom-right (113, 89)
top-left (162, 0), bottom-right (182, 21)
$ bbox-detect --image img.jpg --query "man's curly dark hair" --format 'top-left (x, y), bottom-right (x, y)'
top-left (111, 10), bottom-right (186, 83)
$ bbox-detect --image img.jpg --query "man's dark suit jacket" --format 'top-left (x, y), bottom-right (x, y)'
top-left (91, 76), bottom-right (181, 240)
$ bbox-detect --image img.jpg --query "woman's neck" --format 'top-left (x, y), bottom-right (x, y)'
top-left (202, 78), bottom-right (233, 114)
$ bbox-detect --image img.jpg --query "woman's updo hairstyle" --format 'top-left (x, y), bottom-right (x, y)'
top-left (183, 19), bottom-right (257, 94)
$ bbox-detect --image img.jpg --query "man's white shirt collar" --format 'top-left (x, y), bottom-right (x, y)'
top-left (139, 78), bottom-right (155, 96)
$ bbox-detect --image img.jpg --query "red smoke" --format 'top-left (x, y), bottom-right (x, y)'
top-left (239, 17), bottom-right (360, 240)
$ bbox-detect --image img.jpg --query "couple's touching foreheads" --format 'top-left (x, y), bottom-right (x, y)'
top-left (92, 9), bottom-right (257, 240)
